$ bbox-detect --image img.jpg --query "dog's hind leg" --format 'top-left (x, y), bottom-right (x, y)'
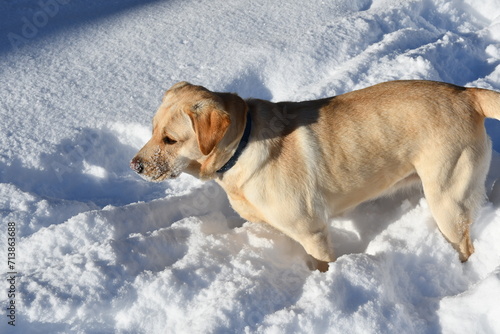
top-left (416, 140), bottom-right (491, 262)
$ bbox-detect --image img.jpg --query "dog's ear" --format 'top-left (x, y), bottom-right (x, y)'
top-left (186, 105), bottom-right (231, 155)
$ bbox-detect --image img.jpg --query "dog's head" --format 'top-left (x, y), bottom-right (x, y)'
top-left (131, 82), bottom-right (247, 181)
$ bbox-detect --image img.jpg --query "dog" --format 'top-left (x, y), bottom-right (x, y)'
top-left (131, 80), bottom-right (500, 271)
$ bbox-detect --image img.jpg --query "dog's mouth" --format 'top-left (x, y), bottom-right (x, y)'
top-left (135, 169), bottom-right (180, 182)
top-left (130, 157), bottom-right (181, 182)
top-left (143, 166), bottom-right (182, 182)
top-left (150, 169), bottom-right (181, 182)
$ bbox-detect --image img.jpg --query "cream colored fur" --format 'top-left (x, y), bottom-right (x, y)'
top-left (132, 80), bottom-right (500, 271)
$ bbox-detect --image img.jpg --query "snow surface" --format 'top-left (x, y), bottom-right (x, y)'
top-left (1, 0), bottom-right (500, 333)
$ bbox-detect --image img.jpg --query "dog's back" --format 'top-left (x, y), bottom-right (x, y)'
top-left (242, 80), bottom-right (499, 263)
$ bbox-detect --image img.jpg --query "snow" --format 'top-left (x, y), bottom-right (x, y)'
top-left (1, 0), bottom-right (500, 333)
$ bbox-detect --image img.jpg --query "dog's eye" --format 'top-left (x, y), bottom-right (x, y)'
top-left (163, 136), bottom-right (177, 145)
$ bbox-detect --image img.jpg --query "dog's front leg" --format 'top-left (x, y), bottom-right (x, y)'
top-left (222, 183), bottom-right (335, 271)
top-left (299, 225), bottom-right (335, 272)
top-left (275, 218), bottom-right (335, 272)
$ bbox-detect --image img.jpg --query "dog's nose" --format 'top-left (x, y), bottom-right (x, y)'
top-left (130, 157), bottom-right (144, 174)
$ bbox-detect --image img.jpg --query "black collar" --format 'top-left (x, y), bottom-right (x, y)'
top-left (217, 112), bottom-right (252, 174)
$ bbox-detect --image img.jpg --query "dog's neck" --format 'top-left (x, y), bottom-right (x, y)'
top-left (196, 109), bottom-right (251, 180)
top-left (216, 111), bottom-right (252, 174)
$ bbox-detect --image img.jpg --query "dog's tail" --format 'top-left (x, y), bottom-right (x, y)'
top-left (470, 87), bottom-right (500, 120)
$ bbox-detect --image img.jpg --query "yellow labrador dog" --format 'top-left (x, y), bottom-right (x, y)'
top-left (131, 80), bottom-right (500, 271)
